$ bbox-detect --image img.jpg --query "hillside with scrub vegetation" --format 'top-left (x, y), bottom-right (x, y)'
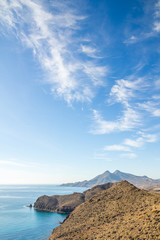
top-left (49, 181), bottom-right (160, 240)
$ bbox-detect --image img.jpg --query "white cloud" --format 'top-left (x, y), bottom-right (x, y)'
top-left (104, 144), bottom-right (131, 152)
top-left (91, 110), bottom-right (118, 134)
top-left (82, 63), bottom-right (108, 86)
top-left (102, 133), bottom-right (158, 160)
top-left (0, 1), bottom-right (22, 30)
top-left (124, 133), bottom-right (158, 148)
top-left (144, 133), bottom-right (158, 143)
top-left (95, 75), bottom-right (160, 136)
top-left (138, 100), bottom-right (160, 117)
top-left (109, 78), bottom-right (144, 105)
top-left (154, 21), bottom-right (160, 32)
top-left (153, 109), bottom-right (160, 117)
top-left (80, 44), bottom-right (102, 58)
top-left (91, 107), bottom-right (140, 134)
top-left (81, 45), bottom-right (96, 54)
top-left (91, 72), bottom-right (159, 143)
top-left (0, 0), bottom-right (108, 103)
top-left (124, 138), bottom-right (143, 148)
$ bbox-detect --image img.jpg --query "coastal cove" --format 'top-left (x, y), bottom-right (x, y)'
top-left (0, 185), bottom-right (86, 240)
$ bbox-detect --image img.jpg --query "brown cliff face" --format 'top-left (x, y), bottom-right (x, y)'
top-left (34, 193), bottom-right (85, 213)
top-left (34, 182), bottom-right (114, 213)
top-left (49, 181), bottom-right (160, 240)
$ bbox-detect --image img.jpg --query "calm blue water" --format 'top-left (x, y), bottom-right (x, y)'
top-left (0, 185), bottom-right (86, 240)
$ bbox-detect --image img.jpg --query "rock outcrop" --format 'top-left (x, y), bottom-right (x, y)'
top-left (61, 170), bottom-right (160, 188)
top-left (34, 182), bottom-right (114, 213)
top-left (49, 181), bottom-right (160, 240)
top-left (34, 192), bottom-right (84, 213)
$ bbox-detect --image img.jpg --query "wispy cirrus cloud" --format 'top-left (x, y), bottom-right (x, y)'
top-left (0, 0), bottom-right (108, 103)
top-left (109, 78), bottom-right (147, 105)
top-left (91, 77), bottom-right (144, 135)
top-left (103, 132), bottom-right (158, 161)
top-left (91, 71), bottom-right (160, 136)
top-left (104, 144), bottom-right (131, 152)
top-left (91, 106), bottom-right (141, 134)
top-left (81, 45), bottom-right (96, 53)
top-left (80, 44), bottom-right (102, 59)
top-left (154, 21), bottom-right (160, 32)
top-left (124, 138), bottom-right (143, 148)
top-left (104, 132), bottom-right (158, 153)
top-left (138, 98), bottom-right (160, 117)
top-left (93, 74), bottom-right (159, 157)
top-left (124, 133), bottom-right (158, 148)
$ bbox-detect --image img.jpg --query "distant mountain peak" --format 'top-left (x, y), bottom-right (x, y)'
top-left (113, 170), bottom-right (121, 174)
top-left (61, 170), bottom-right (160, 188)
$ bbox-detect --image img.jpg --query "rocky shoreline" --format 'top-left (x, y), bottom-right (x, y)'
top-left (34, 182), bottom-right (114, 213)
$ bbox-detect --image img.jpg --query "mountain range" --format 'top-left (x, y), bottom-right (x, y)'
top-left (61, 170), bottom-right (160, 188)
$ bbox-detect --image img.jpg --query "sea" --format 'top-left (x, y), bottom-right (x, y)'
top-left (0, 185), bottom-right (86, 240)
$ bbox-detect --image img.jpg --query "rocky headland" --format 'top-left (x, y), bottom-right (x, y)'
top-left (34, 182), bottom-right (114, 213)
top-left (49, 180), bottom-right (160, 240)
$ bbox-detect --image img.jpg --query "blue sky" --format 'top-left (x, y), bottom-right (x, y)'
top-left (0, 0), bottom-right (160, 184)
